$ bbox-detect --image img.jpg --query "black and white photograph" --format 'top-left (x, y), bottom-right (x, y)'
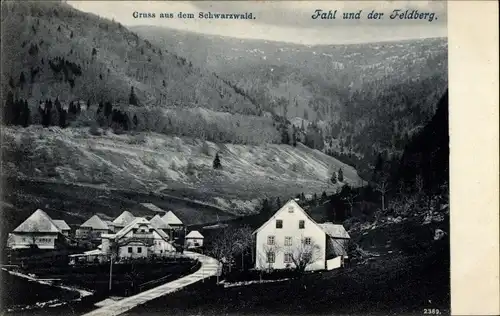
top-left (0, 0), bottom-right (457, 315)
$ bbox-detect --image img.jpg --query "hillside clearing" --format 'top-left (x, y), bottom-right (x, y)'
top-left (2, 126), bottom-right (363, 214)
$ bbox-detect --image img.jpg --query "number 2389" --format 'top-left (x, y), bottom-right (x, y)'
top-left (424, 309), bottom-right (441, 315)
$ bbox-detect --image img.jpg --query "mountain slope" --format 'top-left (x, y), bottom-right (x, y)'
top-left (2, 125), bottom-right (363, 214)
top-left (133, 26), bottom-right (448, 176)
top-left (0, 1), bottom-right (259, 115)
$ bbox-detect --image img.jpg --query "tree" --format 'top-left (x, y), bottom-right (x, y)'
top-left (330, 171), bottom-right (337, 184)
top-left (337, 168), bottom-right (344, 182)
top-left (104, 101), bottom-right (113, 118)
top-left (129, 86), bottom-right (138, 106)
top-left (19, 71), bottom-right (26, 89)
top-left (288, 237), bottom-right (321, 273)
top-left (92, 47), bottom-right (97, 57)
top-left (276, 197), bottom-right (281, 209)
top-left (213, 152), bottom-right (222, 169)
top-left (3, 91), bottom-right (14, 125)
top-left (260, 242), bottom-right (282, 272)
top-left (321, 191), bottom-right (327, 200)
top-left (281, 125), bottom-right (290, 145)
top-left (340, 185), bottom-right (358, 217)
top-left (374, 174), bottom-right (390, 213)
top-left (70, 30), bottom-right (73, 38)
top-left (133, 114), bottom-right (139, 127)
top-left (292, 125), bottom-right (297, 147)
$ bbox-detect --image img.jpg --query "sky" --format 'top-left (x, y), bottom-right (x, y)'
top-left (69, 1), bottom-right (447, 45)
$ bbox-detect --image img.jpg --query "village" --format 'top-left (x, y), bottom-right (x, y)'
top-left (2, 197), bottom-right (351, 314)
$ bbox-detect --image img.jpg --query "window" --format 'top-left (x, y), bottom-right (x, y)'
top-left (137, 247), bottom-right (142, 253)
top-left (304, 237), bottom-right (312, 245)
top-left (128, 247), bottom-right (132, 253)
top-left (276, 220), bottom-right (283, 229)
top-left (284, 237), bottom-right (292, 246)
top-left (284, 253), bottom-right (293, 263)
top-left (267, 252), bottom-right (275, 263)
top-left (288, 206), bottom-right (294, 213)
top-left (267, 235), bottom-right (275, 245)
top-left (299, 220), bottom-right (305, 229)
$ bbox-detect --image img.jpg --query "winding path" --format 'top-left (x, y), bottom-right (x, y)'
top-left (81, 251), bottom-right (220, 316)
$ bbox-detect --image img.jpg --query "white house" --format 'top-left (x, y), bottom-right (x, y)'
top-left (185, 230), bottom-right (204, 249)
top-left (253, 199), bottom-right (350, 272)
top-left (161, 211), bottom-right (183, 229)
top-left (149, 214), bottom-right (172, 234)
top-left (100, 217), bottom-right (175, 260)
top-left (6, 209), bottom-right (67, 250)
top-left (111, 211), bottom-right (136, 232)
top-left (75, 215), bottom-right (110, 240)
top-left (53, 220), bottom-right (71, 236)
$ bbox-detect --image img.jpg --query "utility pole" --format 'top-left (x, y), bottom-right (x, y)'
top-left (109, 254), bottom-right (113, 291)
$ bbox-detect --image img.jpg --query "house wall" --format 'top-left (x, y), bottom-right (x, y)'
top-left (118, 242), bottom-right (148, 259)
top-left (76, 227), bottom-right (91, 239)
top-left (152, 231), bottom-right (175, 255)
top-left (7, 233), bottom-right (58, 249)
top-left (186, 238), bottom-right (204, 248)
top-left (255, 202), bottom-right (326, 271)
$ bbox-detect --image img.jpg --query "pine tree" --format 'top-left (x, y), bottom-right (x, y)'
top-left (19, 71), bottom-right (26, 88)
top-left (330, 171), bottom-right (337, 184)
top-left (321, 191), bottom-right (327, 200)
top-left (129, 86), bottom-right (138, 106)
top-left (70, 31), bottom-right (73, 38)
top-left (276, 197), bottom-right (281, 209)
top-left (104, 101), bottom-right (113, 118)
top-left (22, 100), bottom-right (30, 127)
top-left (92, 47), bottom-right (97, 57)
top-left (338, 168), bottom-right (344, 182)
top-left (213, 153), bottom-right (222, 169)
top-left (133, 114), bottom-right (138, 127)
top-left (3, 91), bottom-right (14, 125)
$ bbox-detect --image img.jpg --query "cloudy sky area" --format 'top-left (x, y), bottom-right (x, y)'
top-left (69, 1), bottom-right (447, 45)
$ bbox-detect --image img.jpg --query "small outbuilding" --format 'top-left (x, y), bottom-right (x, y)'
top-left (185, 230), bottom-right (204, 249)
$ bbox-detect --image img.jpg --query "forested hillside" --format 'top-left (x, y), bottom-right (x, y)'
top-left (134, 26), bottom-right (448, 177)
top-left (1, 1), bottom-right (286, 145)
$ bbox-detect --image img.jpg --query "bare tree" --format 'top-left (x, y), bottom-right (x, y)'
top-left (288, 238), bottom-right (322, 273)
top-left (375, 175), bottom-right (390, 213)
top-left (342, 190), bottom-right (359, 217)
top-left (259, 242), bottom-right (282, 273)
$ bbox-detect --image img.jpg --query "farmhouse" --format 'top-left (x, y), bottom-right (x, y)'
top-left (150, 214), bottom-right (172, 234)
top-left (53, 220), bottom-right (71, 236)
top-left (253, 199), bottom-right (350, 271)
top-left (185, 230), bottom-right (204, 249)
top-left (112, 211), bottom-right (136, 232)
top-left (75, 215), bottom-right (110, 240)
top-left (6, 209), bottom-right (68, 250)
top-left (162, 211), bottom-right (183, 229)
top-left (100, 217), bottom-right (175, 260)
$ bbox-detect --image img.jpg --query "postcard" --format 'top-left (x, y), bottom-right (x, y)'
top-left (0, 1), bottom-right (498, 315)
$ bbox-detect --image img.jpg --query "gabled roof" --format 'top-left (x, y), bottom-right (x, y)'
top-left (114, 217), bottom-right (170, 242)
top-left (252, 199), bottom-right (325, 236)
top-left (81, 215), bottom-right (109, 230)
top-left (150, 215), bottom-right (171, 230)
top-left (141, 203), bottom-right (166, 213)
top-left (186, 230), bottom-right (204, 239)
top-left (318, 222), bottom-right (350, 239)
top-left (162, 211), bottom-right (183, 225)
top-left (53, 220), bottom-right (71, 231)
top-left (113, 211), bottom-right (135, 227)
top-left (13, 209), bottom-right (61, 233)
